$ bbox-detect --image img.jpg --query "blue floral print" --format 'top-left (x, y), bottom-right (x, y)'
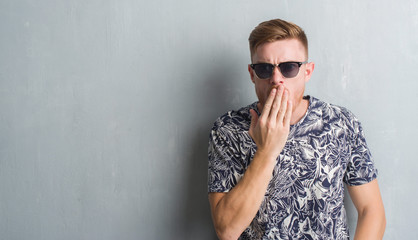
top-left (208, 96), bottom-right (377, 239)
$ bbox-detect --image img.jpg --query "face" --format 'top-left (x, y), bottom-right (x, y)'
top-left (248, 39), bottom-right (314, 118)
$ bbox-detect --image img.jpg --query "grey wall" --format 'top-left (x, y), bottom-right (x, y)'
top-left (1, 1), bottom-right (417, 239)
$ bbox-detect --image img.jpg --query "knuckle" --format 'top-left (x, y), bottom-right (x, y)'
top-left (266, 121), bottom-right (275, 129)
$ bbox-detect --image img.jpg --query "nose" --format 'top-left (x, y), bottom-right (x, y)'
top-left (270, 66), bottom-right (285, 85)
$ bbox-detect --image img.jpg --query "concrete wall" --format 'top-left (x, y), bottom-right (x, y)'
top-left (1, 1), bottom-right (417, 239)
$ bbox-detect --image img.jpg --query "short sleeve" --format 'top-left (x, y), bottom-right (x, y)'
top-left (207, 123), bottom-right (247, 193)
top-left (343, 115), bottom-right (378, 186)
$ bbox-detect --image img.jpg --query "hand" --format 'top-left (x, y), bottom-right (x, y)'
top-left (249, 85), bottom-right (292, 160)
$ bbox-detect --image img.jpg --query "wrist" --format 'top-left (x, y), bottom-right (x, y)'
top-left (254, 150), bottom-right (278, 165)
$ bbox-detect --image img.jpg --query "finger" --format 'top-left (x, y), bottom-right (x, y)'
top-left (260, 87), bottom-right (277, 121)
top-left (269, 85), bottom-right (284, 120)
top-left (284, 100), bottom-right (293, 126)
top-left (277, 88), bottom-right (288, 121)
top-left (249, 109), bottom-right (259, 136)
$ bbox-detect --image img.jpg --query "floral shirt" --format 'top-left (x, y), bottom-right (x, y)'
top-left (208, 96), bottom-right (378, 239)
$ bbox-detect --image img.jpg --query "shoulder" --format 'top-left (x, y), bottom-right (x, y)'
top-left (310, 96), bottom-right (360, 127)
top-left (211, 102), bottom-right (256, 134)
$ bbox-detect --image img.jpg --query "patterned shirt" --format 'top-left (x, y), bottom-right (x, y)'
top-left (208, 96), bottom-right (378, 240)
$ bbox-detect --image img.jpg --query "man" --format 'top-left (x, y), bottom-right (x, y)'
top-left (207, 19), bottom-right (386, 239)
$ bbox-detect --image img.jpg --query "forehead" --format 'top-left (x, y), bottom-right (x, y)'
top-left (252, 39), bottom-right (307, 63)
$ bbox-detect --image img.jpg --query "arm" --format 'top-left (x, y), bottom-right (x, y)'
top-left (209, 86), bottom-right (292, 240)
top-left (347, 179), bottom-right (386, 240)
top-left (208, 151), bottom-right (278, 239)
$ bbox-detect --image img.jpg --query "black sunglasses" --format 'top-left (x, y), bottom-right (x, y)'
top-left (250, 61), bottom-right (308, 79)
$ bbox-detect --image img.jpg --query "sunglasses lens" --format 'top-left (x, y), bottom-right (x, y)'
top-left (279, 62), bottom-right (299, 78)
top-left (254, 64), bottom-right (273, 79)
top-left (252, 62), bottom-right (304, 79)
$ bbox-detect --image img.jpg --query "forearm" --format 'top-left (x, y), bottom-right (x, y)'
top-left (211, 151), bottom-right (276, 239)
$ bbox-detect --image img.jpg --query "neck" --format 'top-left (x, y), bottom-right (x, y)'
top-left (290, 97), bottom-right (309, 125)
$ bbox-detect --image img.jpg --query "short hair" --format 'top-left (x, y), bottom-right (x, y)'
top-left (248, 19), bottom-right (308, 61)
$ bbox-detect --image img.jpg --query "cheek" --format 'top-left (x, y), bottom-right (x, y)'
top-left (290, 89), bottom-right (303, 100)
top-left (287, 82), bottom-right (305, 101)
top-left (254, 82), bottom-right (270, 103)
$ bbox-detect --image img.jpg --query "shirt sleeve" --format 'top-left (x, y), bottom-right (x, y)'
top-left (343, 113), bottom-right (378, 186)
top-left (207, 122), bottom-right (246, 193)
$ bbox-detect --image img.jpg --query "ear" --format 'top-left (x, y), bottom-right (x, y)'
top-left (248, 64), bottom-right (256, 84)
top-left (304, 62), bottom-right (315, 83)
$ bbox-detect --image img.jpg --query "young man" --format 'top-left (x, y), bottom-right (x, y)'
top-left (208, 19), bottom-right (386, 239)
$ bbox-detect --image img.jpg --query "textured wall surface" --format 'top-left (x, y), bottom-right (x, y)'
top-left (1, 1), bottom-right (417, 239)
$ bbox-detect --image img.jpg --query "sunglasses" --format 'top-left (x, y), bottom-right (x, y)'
top-left (250, 61), bottom-right (308, 79)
